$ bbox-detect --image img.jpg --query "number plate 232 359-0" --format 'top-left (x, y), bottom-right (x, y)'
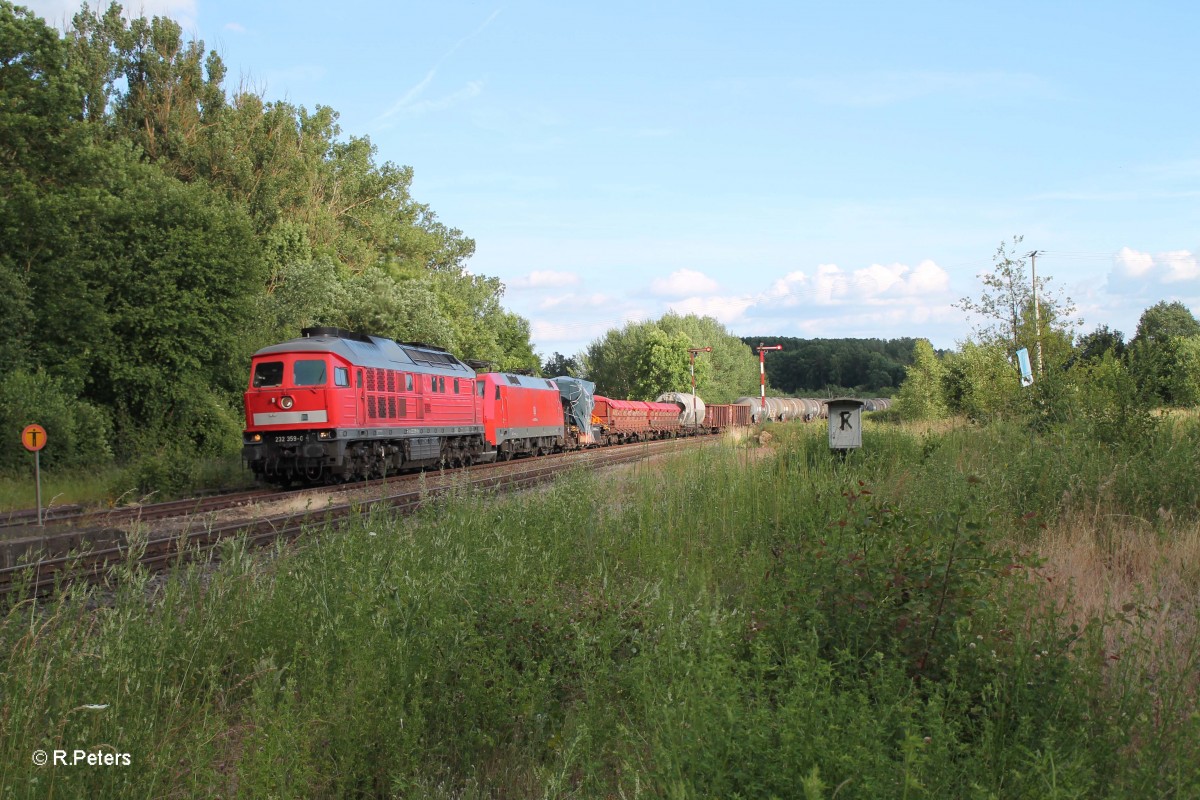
top-left (274, 435), bottom-right (306, 444)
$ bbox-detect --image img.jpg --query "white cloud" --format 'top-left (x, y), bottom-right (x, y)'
top-left (538, 292), bottom-right (612, 310)
top-left (1115, 247), bottom-right (1156, 278)
top-left (509, 270), bottom-right (581, 290)
top-left (1158, 250), bottom-right (1200, 283)
top-left (667, 295), bottom-right (756, 324)
top-left (760, 261), bottom-right (950, 308)
top-left (650, 268), bottom-right (720, 297)
top-left (1109, 248), bottom-right (1200, 292)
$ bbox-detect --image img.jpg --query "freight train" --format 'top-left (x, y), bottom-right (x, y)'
top-left (241, 328), bottom-right (752, 486)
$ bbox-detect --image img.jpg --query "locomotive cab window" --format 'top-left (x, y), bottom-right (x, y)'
top-left (334, 367), bottom-right (349, 387)
top-left (252, 361), bottom-right (284, 388)
top-left (293, 359), bottom-right (327, 386)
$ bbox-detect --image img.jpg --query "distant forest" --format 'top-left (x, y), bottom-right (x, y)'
top-left (739, 337), bottom-right (922, 395)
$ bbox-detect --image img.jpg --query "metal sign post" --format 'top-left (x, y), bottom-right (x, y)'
top-left (21, 424), bottom-right (47, 526)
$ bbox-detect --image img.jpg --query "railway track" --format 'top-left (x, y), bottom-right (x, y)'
top-left (0, 436), bottom-right (711, 597)
top-left (0, 488), bottom-right (281, 534)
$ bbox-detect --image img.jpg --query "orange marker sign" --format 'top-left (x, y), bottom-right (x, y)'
top-left (21, 424), bottom-right (47, 452)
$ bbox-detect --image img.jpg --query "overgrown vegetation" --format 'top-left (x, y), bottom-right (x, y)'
top-left (2, 416), bottom-right (1197, 797)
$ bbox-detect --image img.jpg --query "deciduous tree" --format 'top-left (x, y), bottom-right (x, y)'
top-left (955, 236), bottom-right (1077, 367)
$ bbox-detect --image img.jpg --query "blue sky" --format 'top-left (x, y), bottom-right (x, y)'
top-left (26, 0), bottom-right (1200, 359)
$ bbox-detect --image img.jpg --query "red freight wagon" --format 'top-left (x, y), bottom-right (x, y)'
top-left (477, 373), bottom-right (565, 459)
top-left (704, 403), bottom-right (751, 430)
top-left (646, 401), bottom-right (683, 435)
top-left (592, 396), bottom-right (685, 443)
top-left (593, 396), bottom-right (647, 438)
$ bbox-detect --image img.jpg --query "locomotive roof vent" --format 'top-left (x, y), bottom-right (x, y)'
top-left (301, 326), bottom-right (373, 343)
top-left (399, 340), bottom-right (451, 353)
top-left (402, 345), bottom-right (466, 369)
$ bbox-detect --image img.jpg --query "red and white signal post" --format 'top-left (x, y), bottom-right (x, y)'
top-left (756, 344), bottom-right (782, 420)
top-left (21, 424), bottom-right (47, 526)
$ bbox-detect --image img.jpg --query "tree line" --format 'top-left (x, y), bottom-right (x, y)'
top-left (740, 336), bottom-right (918, 395)
top-left (0, 2), bottom-right (539, 477)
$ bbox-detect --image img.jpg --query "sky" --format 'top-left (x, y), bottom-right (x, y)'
top-left (24, 0), bottom-right (1200, 359)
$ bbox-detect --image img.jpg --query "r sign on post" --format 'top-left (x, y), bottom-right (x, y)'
top-left (826, 398), bottom-right (865, 451)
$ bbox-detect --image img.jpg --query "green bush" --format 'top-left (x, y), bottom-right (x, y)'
top-left (0, 369), bottom-right (112, 472)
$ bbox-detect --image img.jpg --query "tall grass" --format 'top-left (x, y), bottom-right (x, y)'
top-left (0, 454), bottom-right (255, 512)
top-left (0, 424), bottom-right (1197, 797)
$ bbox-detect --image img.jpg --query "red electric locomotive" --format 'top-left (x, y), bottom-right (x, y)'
top-left (242, 327), bottom-right (487, 484)
top-left (476, 372), bottom-right (565, 459)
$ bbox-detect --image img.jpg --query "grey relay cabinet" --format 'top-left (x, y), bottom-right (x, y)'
top-left (826, 398), bottom-right (865, 451)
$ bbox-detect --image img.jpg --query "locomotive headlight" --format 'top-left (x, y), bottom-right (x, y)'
top-left (280, 395), bottom-right (294, 410)
top-left (318, 430), bottom-right (334, 440)
top-left (251, 433), bottom-right (262, 442)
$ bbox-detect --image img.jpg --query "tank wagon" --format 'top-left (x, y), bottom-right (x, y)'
top-left (735, 396), bottom-right (789, 423)
top-left (735, 395), bottom-right (893, 423)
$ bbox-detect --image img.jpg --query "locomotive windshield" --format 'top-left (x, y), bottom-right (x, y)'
top-left (293, 359), bottom-right (328, 386)
top-left (252, 361), bottom-right (284, 388)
